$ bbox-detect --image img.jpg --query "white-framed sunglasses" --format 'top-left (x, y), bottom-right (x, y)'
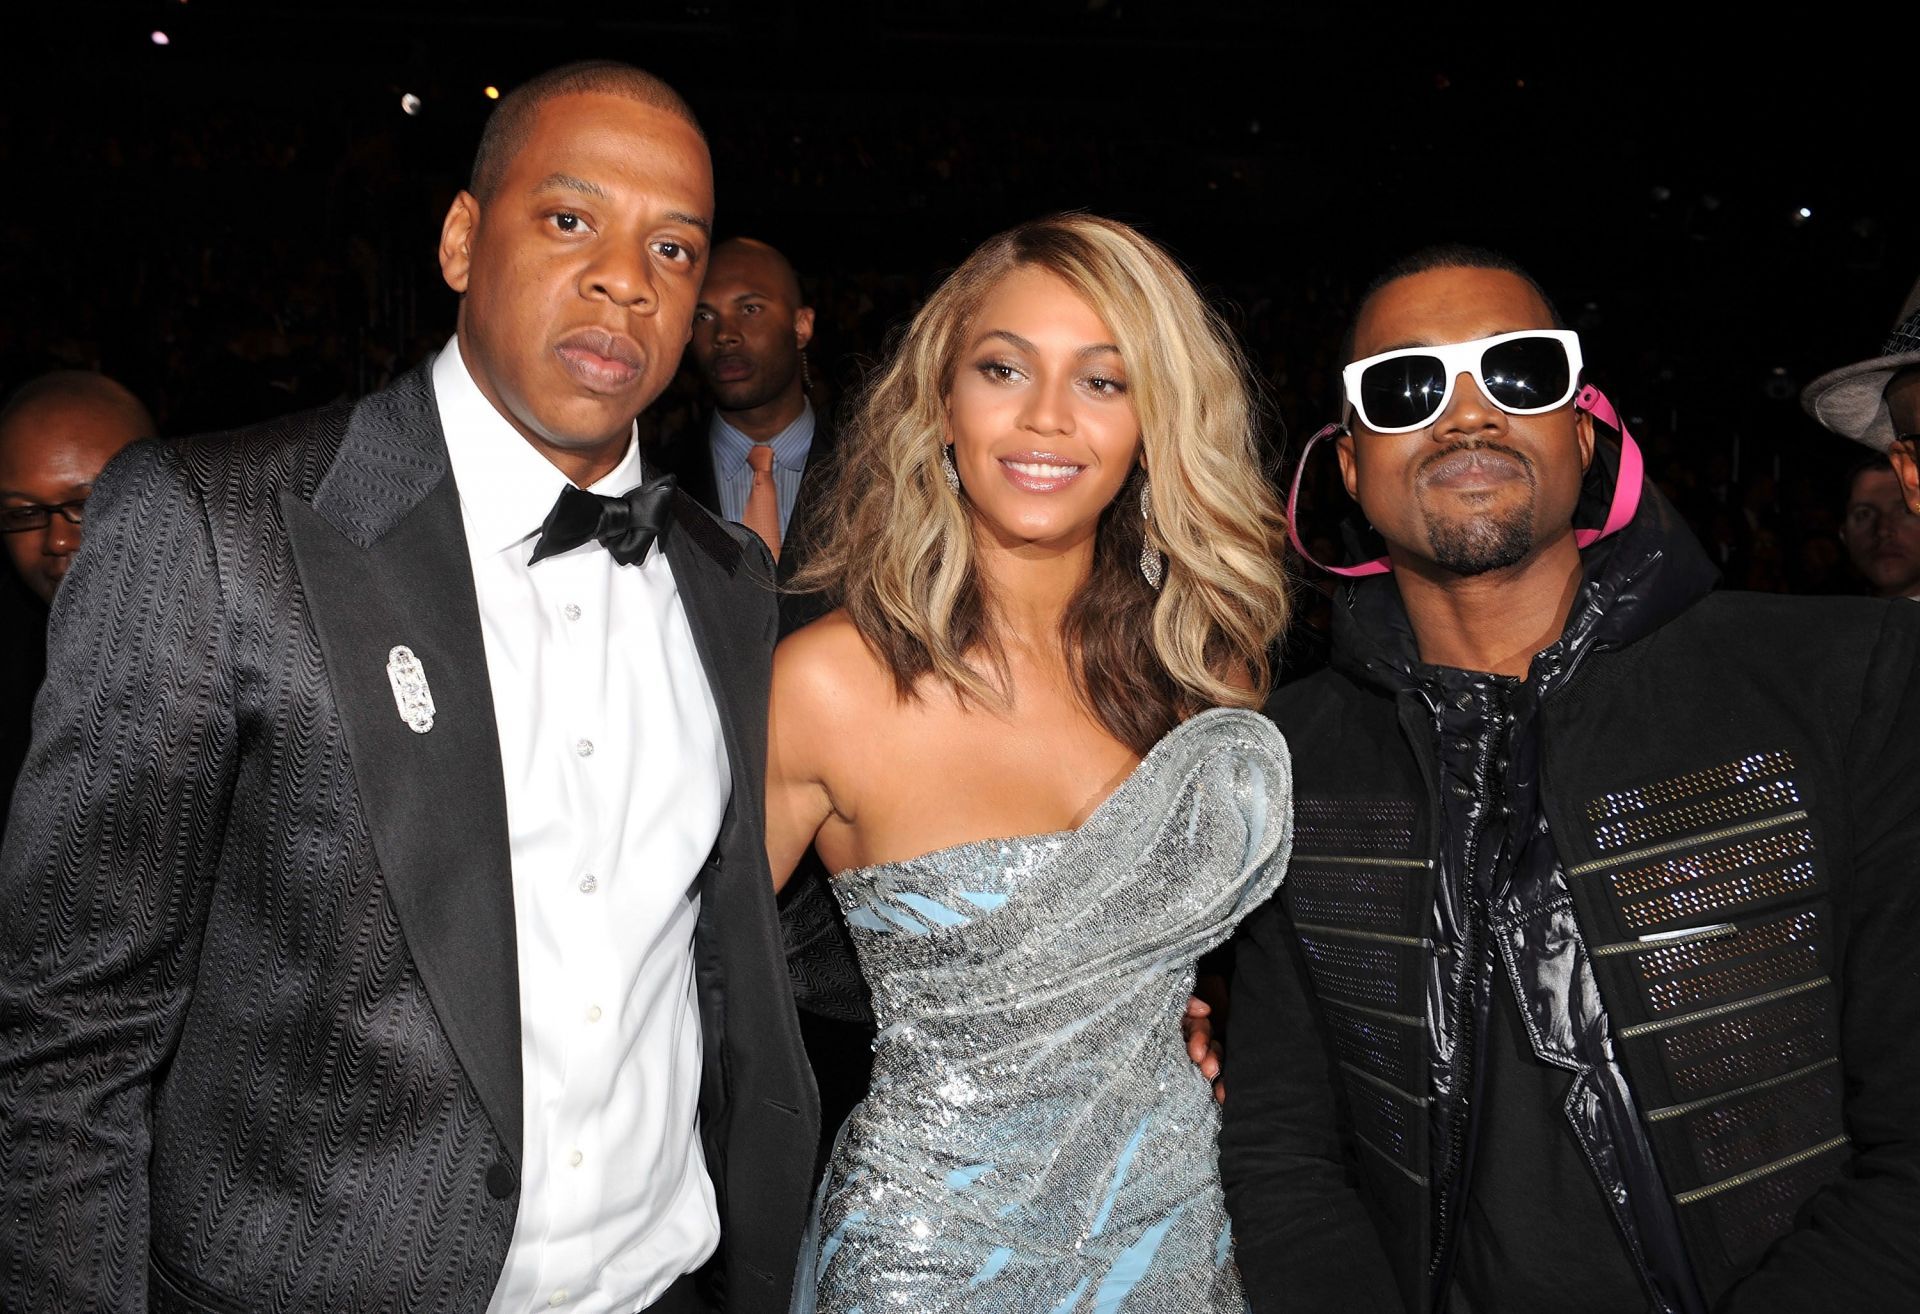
top-left (1341, 329), bottom-right (1585, 434)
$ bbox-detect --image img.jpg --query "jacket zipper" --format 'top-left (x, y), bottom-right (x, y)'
top-left (1616, 976), bottom-right (1830, 1039)
top-left (1565, 810), bottom-right (1811, 879)
top-left (1671, 1134), bottom-right (1851, 1206)
top-left (1588, 922), bottom-right (1737, 957)
top-left (1643, 1056), bottom-right (1840, 1122)
top-left (1428, 888), bottom-right (1482, 1291)
top-left (1291, 921), bottom-right (1433, 948)
top-left (1397, 687), bottom-right (1458, 1309)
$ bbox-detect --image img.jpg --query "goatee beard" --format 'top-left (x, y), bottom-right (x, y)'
top-left (1424, 502), bottom-right (1537, 576)
top-left (1415, 442), bottom-right (1539, 576)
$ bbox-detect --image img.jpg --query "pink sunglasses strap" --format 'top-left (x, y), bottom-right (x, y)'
top-left (1284, 385), bottom-right (1646, 577)
top-left (1570, 384), bottom-right (1644, 547)
top-left (1286, 423), bottom-right (1392, 577)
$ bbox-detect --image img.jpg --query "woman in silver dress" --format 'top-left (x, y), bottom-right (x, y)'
top-left (767, 213), bottom-right (1294, 1312)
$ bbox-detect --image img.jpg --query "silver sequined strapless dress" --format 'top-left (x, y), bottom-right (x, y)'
top-left (791, 707), bottom-right (1292, 1313)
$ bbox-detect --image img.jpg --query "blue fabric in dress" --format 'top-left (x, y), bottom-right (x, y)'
top-left (791, 708), bottom-right (1293, 1312)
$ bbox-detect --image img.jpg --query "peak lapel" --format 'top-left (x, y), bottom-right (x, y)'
top-left (284, 362), bottom-right (524, 1167)
top-left (664, 495), bottom-right (775, 830)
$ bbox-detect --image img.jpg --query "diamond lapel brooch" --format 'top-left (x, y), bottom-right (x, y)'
top-left (386, 645), bottom-right (436, 734)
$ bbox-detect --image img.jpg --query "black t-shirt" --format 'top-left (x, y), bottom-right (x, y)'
top-left (1447, 969), bottom-right (1651, 1314)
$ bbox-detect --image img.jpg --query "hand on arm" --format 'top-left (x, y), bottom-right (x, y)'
top-left (1183, 996), bottom-right (1223, 1102)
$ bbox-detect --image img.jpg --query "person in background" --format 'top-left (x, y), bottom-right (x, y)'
top-left (1804, 281), bottom-right (1920, 539)
top-left (662, 236), bottom-right (836, 627)
top-left (0, 370), bottom-right (153, 823)
top-left (0, 370), bottom-right (154, 604)
top-left (1837, 455), bottom-right (1920, 598)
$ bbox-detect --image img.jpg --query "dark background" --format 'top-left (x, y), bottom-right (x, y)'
top-left (3, 0), bottom-right (1914, 594)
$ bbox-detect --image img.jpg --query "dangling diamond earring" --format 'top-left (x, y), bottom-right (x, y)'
top-left (1139, 475), bottom-right (1163, 589)
top-left (941, 445), bottom-right (963, 496)
top-left (799, 349), bottom-right (813, 394)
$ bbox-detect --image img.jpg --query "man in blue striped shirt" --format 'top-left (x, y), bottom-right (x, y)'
top-left (673, 237), bottom-right (822, 568)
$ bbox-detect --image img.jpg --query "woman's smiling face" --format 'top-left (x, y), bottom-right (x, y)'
top-left (945, 265), bottom-right (1143, 554)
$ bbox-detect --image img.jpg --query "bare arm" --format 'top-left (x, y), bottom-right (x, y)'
top-left (765, 617), bottom-right (851, 892)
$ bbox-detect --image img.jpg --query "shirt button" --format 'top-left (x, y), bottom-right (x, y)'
top-left (563, 603), bottom-right (582, 621)
top-left (575, 738), bottom-right (595, 758)
top-left (587, 1004), bottom-right (603, 1023)
top-left (549, 1291), bottom-right (568, 1308)
top-left (579, 873), bottom-right (598, 894)
top-left (569, 1149), bottom-right (584, 1167)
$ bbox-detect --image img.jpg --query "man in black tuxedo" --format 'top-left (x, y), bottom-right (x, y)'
top-left (0, 62), bottom-right (818, 1313)
top-left (658, 237), bottom-right (835, 634)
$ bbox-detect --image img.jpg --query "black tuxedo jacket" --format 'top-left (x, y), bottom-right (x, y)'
top-left (654, 411), bottom-right (835, 635)
top-left (0, 361), bottom-right (819, 1312)
top-left (652, 412), bottom-right (872, 1164)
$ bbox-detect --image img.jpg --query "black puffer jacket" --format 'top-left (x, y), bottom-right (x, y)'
top-left (1221, 475), bottom-right (1920, 1313)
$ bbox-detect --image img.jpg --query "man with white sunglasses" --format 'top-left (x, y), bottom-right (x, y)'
top-left (1221, 246), bottom-right (1920, 1313)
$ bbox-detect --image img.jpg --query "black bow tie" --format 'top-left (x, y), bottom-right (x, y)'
top-left (529, 476), bottom-right (678, 567)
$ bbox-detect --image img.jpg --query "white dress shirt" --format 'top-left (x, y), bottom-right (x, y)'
top-left (433, 341), bottom-right (728, 1314)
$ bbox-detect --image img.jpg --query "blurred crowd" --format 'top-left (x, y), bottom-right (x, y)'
top-left (0, 74), bottom-right (1902, 609)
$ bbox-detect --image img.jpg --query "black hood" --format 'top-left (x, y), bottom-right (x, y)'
top-left (1327, 436), bottom-right (1720, 695)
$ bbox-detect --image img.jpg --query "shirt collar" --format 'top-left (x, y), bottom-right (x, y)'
top-left (434, 336), bottom-right (644, 557)
top-left (710, 399), bottom-right (815, 478)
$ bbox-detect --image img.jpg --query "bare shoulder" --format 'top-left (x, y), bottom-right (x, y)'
top-left (772, 608), bottom-right (895, 729)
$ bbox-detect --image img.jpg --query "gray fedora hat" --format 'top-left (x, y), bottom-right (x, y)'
top-left (1802, 275), bottom-right (1920, 450)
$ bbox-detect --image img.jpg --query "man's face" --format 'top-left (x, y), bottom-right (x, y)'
top-left (439, 92), bottom-right (714, 471)
top-left (1337, 267), bottom-right (1593, 577)
top-left (1884, 368), bottom-right (1920, 515)
top-left (1840, 464), bottom-right (1920, 598)
top-left (0, 400), bottom-right (145, 602)
top-left (690, 242), bottom-right (815, 414)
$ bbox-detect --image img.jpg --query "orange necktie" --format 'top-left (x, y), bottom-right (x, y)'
top-left (743, 443), bottom-right (781, 560)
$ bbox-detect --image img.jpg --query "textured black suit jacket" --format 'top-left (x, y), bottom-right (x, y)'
top-left (0, 361), bottom-right (819, 1312)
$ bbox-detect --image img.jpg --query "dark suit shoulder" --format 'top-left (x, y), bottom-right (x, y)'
top-left (1677, 588), bottom-right (1911, 647)
top-left (1265, 663), bottom-right (1374, 729)
top-left (670, 487), bottom-right (770, 578)
top-left (166, 397), bottom-right (360, 507)
top-left (1632, 589), bottom-right (1911, 697)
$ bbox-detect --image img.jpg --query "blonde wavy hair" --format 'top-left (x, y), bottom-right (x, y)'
top-left (793, 213), bottom-right (1291, 754)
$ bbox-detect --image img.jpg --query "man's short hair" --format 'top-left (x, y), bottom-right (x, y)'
top-left (1343, 243), bottom-right (1564, 364)
top-left (1848, 453), bottom-right (1897, 488)
top-left (468, 61), bottom-right (704, 201)
top-left (0, 371), bottom-right (155, 447)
